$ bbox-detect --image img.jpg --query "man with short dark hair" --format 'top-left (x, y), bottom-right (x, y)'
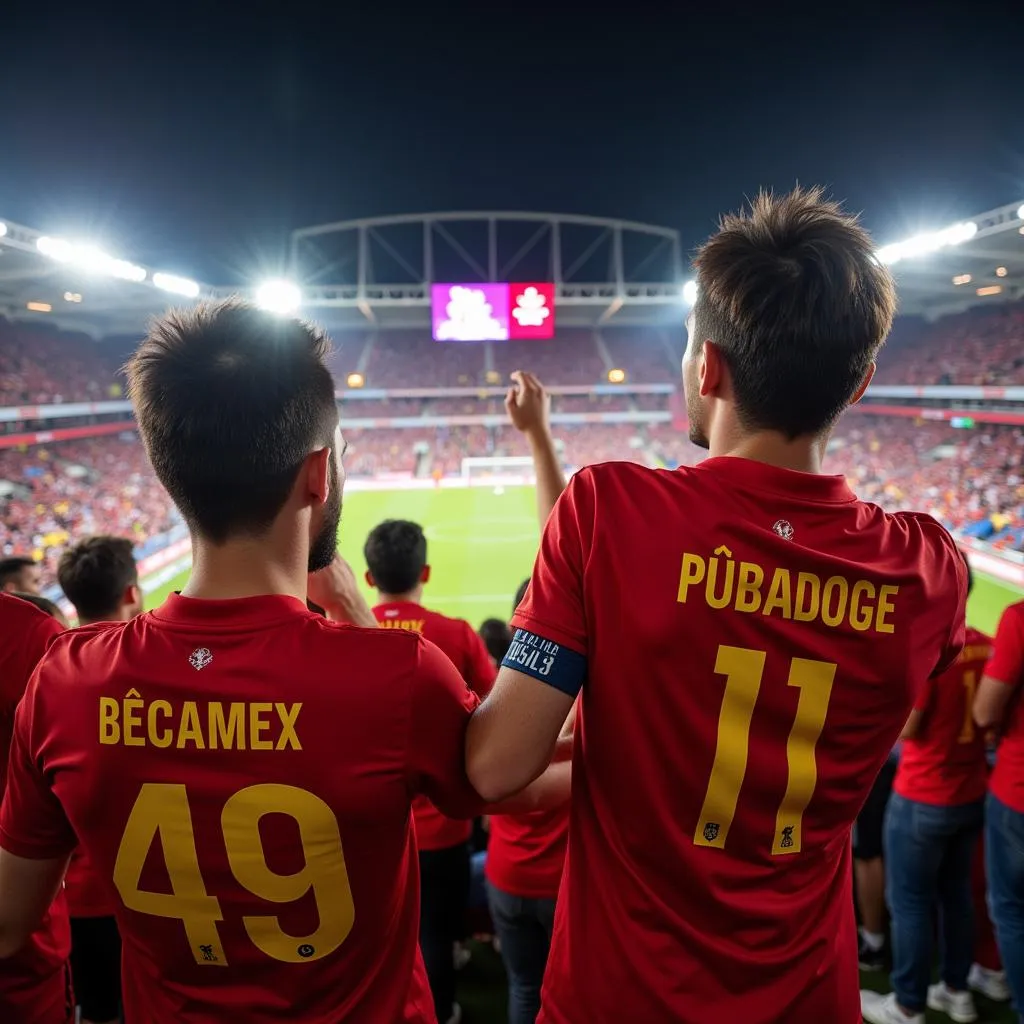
top-left (0, 557), bottom-right (42, 596)
top-left (56, 536), bottom-right (143, 1024)
top-left (466, 188), bottom-right (968, 1024)
top-left (57, 536), bottom-right (142, 626)
top-left (0, 300), bottom-right (563, 1023)
top-left (364, 518), bottom-right (497, 1024)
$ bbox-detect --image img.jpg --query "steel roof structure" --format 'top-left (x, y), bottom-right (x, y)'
top-left (1, 201), bottom-right (1022, 337)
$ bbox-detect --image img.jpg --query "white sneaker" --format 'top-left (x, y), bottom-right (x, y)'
top-left (860, 990), bottom-right (924, 1024)
top-left (927, 982), bottom-right (978, 1023)
top-left (445, 1003), bottom-right (462, 1024)
top-left (967, 962), bottom-right (1011, 1002)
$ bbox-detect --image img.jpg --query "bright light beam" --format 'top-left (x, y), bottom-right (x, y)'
top-left (255, 279), bottom-right (302, 314)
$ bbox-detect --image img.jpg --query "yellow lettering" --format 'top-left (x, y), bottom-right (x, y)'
top-left (706, 547), bottom-right (736, 610)
top-left (849, 580), bottom-right (876, 632)
top-left (177, 701), bottom-right (206, 749)
top-left (734, 562), bottom-right (764, 613)
top-left (820, 577), bottom-right (849, 628)
top-left (123, 691), bottom-right (144, 746)
top-left (250, 703), bottom-right (274, 751)
top-left (275, 703), bottom-right (302, 751)
top-left (762, 567), bottom-right (793, 619)
top-left (876, 585), bottom-right (898, 634)
top-left (794, 573), bottom-right (820, 622)
top-left (209, 703), bottom-right (246, 751)
top-left (677, 553), bottom-right (706, 603)
top-left (148, 700), bottom-right (173, 748)
top-left (99, 697), bottom-right (120, 745)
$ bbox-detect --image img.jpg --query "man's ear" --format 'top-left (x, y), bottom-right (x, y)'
top-left (304, 447), bottom-right (331, 505)
top-left (700, 340), bottom-right (724, 396)
top-left (123, 583), bottom-right (141, 611)
top-left (421, 565), bottom-right (431, 585)
top-left (848, 361), bottom-right (876, 407)
top-left (365, 571), bottom-right (375, 589)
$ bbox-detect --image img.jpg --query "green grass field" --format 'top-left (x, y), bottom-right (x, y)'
top-left (148, 483), bottom-right (1022, 637)
top-left (145, 485), bottom-right (1023, 1022)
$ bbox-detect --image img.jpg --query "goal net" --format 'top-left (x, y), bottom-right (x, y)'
top-left (461, 456), bottom-right (536, 485)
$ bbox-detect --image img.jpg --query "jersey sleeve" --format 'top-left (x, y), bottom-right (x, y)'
top-left (463, 623), bottom-right (497, 698)
top-left (985, 604), bottom-right (1024, 689)
top-left (0, 604), bottom-right (62, 716)
top-left (0, 666), bottom-right (77, 860)
top-left (406, 636), bottom-right (485, 819)
top-left (507, 471), bottom-right (590, 697)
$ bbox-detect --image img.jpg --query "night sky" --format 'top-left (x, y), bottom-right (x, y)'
top-left (2, 1), bottom-right (1023, 285)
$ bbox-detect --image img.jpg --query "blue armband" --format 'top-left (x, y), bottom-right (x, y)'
top-left (501, 628), bottom-right (586, 697)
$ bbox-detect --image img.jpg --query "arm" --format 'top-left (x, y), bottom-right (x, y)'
top-left (506, 370), bottom-right (567, 528)
top-left (0, 665), bottom-right (78, 955)
top-left (307, 553), bottom-right (378, 629)
top-left (467, 474), bottom-right (591, 801)
top-left (0, 851), bottom-right (69, 958)
top-left (974, 605), bottom-right (1023, 729)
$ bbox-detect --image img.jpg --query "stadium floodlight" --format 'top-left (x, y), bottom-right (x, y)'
top-left (682, 279), bottom-right (698, 305)
top-left (875, 220), bottom-right (978, 266)
top-left (255, 279), bottom-right (301, 314)
top-left (37, 236), bottom-right (147, 282)
top-left (0, 222), bottom-right (7, 238)
top-left (153, 272), bottom-right (201, 298)
top-left (1018, 203), bottom-right (1024, 220)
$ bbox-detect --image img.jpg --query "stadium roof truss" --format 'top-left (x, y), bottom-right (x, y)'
top-left (1, 201), bottom-right (1023, 336)
top-left (283, 212), bottom-right (686, 329)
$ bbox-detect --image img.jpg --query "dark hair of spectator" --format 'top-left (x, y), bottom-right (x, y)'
top-left (11, 592), bottom-right (66, 624)
top-left (479, 618), bottom-right (513, 664)
top-left (125, 299), bottom-right (338, 544)
top-left (692, 186), bottom-right (897, 438)
top-left (57, 536), bottom-right (138, 622)
top-left (364, 520), bottom-right (427, 596)
top-left (0, 556), bottom-right (36, 589)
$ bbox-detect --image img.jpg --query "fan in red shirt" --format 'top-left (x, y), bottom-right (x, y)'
top-left (56, 535), bottom-right (145, 1024)
top-left (0, 302), bottom-right (566, 1024)
top-left (0, 592), bottom-right (71, 1024)
top-left (365, 517), bottom-right (497, 1024)
top-left (465, 188), bottom-right (967, 1024)
top-left (974, 598), bottom-right (1024, 1017)
top-left (874, 554), bottom-right (991, 1023)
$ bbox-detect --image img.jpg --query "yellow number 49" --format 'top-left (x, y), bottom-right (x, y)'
top-left (694, 645), bottom-right (836, 856)
top-left (114, 783), bottom-right (355, 966)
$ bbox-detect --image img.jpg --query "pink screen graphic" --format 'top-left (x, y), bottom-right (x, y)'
top-left (431, 282), bottom-right (555, 341)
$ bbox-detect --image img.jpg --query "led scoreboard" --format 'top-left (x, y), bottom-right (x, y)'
top-left (431, 282), bottom-right (556, 341)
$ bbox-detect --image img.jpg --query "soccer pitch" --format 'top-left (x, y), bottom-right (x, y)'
top-left (147, 484), bottom-right (1021, 634)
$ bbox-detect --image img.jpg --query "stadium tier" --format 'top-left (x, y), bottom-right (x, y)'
top-left (4, 299), bottom-right (1023, 402)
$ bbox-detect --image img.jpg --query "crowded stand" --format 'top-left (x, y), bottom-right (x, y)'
top-left (364, 330), bottom-right (486, 387)
top-left (490, 333), bottom-right (607, 386)
top-left (0, 434), bottom-right (180, 586)
top-left (601, 326), bottom-right (676, 382)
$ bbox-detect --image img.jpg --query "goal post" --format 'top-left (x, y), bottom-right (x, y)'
top-left (461, 456), bottom-right (536, 485)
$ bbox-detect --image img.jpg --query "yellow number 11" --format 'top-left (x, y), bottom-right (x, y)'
top-left (694, 645), bottom-right (836, 856)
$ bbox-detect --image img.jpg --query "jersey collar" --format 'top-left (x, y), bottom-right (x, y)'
top-left (697, 456), bottom-right (856, 504)
top-left (153, 592), bottom-right (312, 627)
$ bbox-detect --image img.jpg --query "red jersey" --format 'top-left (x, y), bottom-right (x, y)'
top-left (0, 593), bottom-right (72, 1024)
top-left (64, 847), bottom-right (115, 918)
top-left (486, 807), bottom-right (568, 900)
top-left (509, 459), bottom-right (966, 1024)
top-left (985, 600), bottom-right (1024, 813)
top-left (374, 599), bottom-right (496, 850)
top-left (0, 593), bottom-right (485, 1024)
top-left (895, 627), bottom-right (992, 807)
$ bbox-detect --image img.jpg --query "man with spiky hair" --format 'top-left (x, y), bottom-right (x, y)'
top-left (466, 188), bottom-right (968, 1024)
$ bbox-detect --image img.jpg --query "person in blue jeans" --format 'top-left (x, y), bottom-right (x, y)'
top-left (975, 598), bottom-right (1024, 1024)
top-left (863, 591), bottom-right (992, 1024)
top-left (985, 793), bottom-right (1024, 1023)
